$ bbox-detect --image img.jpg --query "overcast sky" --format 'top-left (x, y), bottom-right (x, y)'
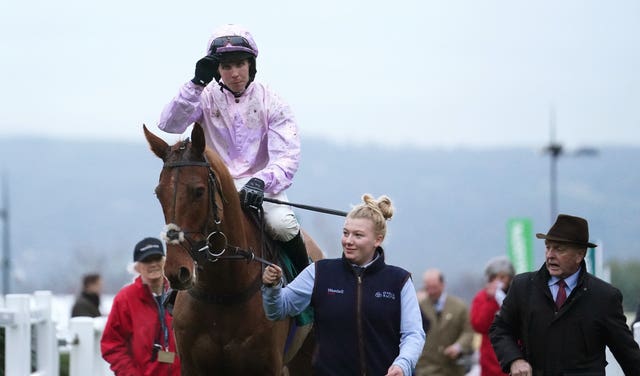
top-left (2, 0), bottom-right (639, 149)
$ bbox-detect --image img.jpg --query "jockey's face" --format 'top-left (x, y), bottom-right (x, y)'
top-left (218, 59), bottom-right (250, 93)
top-left (341, 217), bottom-right (383, 266)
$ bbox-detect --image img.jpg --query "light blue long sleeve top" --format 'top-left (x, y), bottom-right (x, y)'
top-left (262, 262), bottom-right (426, 376)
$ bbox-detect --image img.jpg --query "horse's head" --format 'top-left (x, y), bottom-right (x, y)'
top-left (143, 123), bottom-right (222, 290)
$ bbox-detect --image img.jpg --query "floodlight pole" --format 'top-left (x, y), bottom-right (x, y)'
top-left (542, 106), bottom-right (597, 224)
top-left (543, 107), bottom-right (563, 223)
top-left (1, 173), bottom-right (10, 295)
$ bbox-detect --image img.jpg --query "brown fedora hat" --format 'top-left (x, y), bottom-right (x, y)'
top-left (536, 214), bottom-right (597, 248)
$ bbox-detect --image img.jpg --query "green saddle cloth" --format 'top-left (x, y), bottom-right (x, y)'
top-left (281, 254), bottom-right (314, 326)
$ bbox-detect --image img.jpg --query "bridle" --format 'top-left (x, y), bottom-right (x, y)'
top-left (159, 143), bottom-right (275, 306)
top-left (160, 143), bottom-right (273, 268)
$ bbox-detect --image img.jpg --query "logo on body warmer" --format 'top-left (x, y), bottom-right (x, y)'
top-left (327, 288), bottom-right (344, 295)
top-left (375, 291), bottom-right (396, 300)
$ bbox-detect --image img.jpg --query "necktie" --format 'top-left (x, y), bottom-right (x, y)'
top-left (555, 279), bottom-right (567, 308)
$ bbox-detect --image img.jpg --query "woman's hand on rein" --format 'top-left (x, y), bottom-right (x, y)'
top-left (263, 265), bottom-right (283, 287)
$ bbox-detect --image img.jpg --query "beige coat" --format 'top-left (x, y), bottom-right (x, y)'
top-left (415, 294), bottom-right (474, 376)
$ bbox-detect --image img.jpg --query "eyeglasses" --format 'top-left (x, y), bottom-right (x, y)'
top-left (209, 36), bottom-right (253, 55)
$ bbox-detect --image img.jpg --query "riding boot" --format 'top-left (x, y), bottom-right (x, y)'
top-left (281, 230), bottom-right (310, 278)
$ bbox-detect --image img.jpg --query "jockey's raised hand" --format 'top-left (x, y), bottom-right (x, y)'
top-left (191, 55), bottom-right (217, 86)
top-left (239, 177), bottom-right (265, 210)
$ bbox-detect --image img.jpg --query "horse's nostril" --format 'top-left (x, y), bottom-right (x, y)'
top-left (178, 267), bottom-right (192, 284)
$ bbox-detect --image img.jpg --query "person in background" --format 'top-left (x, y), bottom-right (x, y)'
top-left (71, 273), bottom-right (103, 318)
top-left (157, 23), bottom-right (309, 276)
top-left (490, 214), bottom-right (640, 375)
top-left (101, 237), bottom-right (180, 375)
top-left (469, 256), bottom-right (515, 376)
top-left (261, 194), bottom-right (425, 376)
top-left (415, 268), bottom-right (474, 376)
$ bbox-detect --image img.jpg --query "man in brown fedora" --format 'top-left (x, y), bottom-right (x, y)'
top-left (489, 214), bottom-right (640, 376)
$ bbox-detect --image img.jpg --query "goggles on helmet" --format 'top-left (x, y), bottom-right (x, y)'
top-left (209, 36), bottom-right (256, 56)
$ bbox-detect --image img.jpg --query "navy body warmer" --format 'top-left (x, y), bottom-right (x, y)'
top-left (311, 249), bottom-right (410, 375)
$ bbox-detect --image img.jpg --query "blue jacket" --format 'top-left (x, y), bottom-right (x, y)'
top-left (312, 253), bottom-right (409, 375)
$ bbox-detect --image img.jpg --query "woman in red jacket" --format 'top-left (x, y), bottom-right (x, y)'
top-left (469, 256), bottom-right (514, 376)
top-left (101, 237), bottom-right (181, 376)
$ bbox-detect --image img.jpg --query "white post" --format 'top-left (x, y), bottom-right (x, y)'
top-left (69, 317), bottom-right (95, 376)
top-left (5, 294), bottom-right (31, 376)
top-left (92, 317), bottom-right (111, 375)
top-left (34, 290), bottom-right (57, 376)
top-left (634, 322), bottom-right (640, 346)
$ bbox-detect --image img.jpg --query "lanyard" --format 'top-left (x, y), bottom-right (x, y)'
top-left (153, 287), bottom-right (170, 350)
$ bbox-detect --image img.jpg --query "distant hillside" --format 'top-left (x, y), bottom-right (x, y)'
top-left (1, 136), bottom-right (639, 302)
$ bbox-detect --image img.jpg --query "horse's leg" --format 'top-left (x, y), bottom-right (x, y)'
top-left (301, 229), bottom-right (325, 262)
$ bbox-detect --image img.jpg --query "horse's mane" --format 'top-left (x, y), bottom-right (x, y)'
top-left (203, 147), bottom-right (234, 190)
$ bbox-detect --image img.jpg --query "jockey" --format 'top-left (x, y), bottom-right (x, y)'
top-left (157, 24), bottom-right (309, 276)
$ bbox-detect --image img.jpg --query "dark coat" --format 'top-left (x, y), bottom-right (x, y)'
top-left (490, 262), bottom-right (640, 376)
top-left (71, 292), bottom-right (101, 318)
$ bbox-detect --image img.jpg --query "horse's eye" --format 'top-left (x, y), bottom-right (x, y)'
top-left (194, 186), bottom-right (206, 199)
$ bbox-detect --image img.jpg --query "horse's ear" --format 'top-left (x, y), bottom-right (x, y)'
top-left (143, 124), bottom-right (170, 160)
top-left (191, 123), bottom-right (206, 156)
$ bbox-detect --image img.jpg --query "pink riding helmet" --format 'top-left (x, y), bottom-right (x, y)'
top-left (206, 24), bottom-right (259, 57)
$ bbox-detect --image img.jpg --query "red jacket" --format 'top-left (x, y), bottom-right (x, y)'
top-left (101, 276), bottom-right (180, 376)
top-left (470, 289), bottom-right (508, 376)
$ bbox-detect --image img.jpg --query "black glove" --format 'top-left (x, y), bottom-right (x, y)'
top-left (239, 178), bottom-right (265, 210)
top-left (191, 55), bottom-right (217, 86)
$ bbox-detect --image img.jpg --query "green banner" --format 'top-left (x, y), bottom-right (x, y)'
top-left (584, 246), bottom-right (600, 276)
top-left (507, 218), bottom-right (534, 274)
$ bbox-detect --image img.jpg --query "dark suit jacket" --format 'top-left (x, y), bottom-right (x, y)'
top-left (490, 262), bottom-right (640, 376)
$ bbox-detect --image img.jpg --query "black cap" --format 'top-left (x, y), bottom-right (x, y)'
top-left (133, 237), bottom-right (165, 262)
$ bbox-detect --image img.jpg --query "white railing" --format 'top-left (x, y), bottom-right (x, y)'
top-left (0, 291), bottom-right (112, 376)
top-left (66, 317), bottom-right (112, 376)
top-left (0, 291), bottom-right (58, 376)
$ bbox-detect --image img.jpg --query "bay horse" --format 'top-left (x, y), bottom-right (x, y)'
top-left (143, 123), bottom-right (322, 375)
